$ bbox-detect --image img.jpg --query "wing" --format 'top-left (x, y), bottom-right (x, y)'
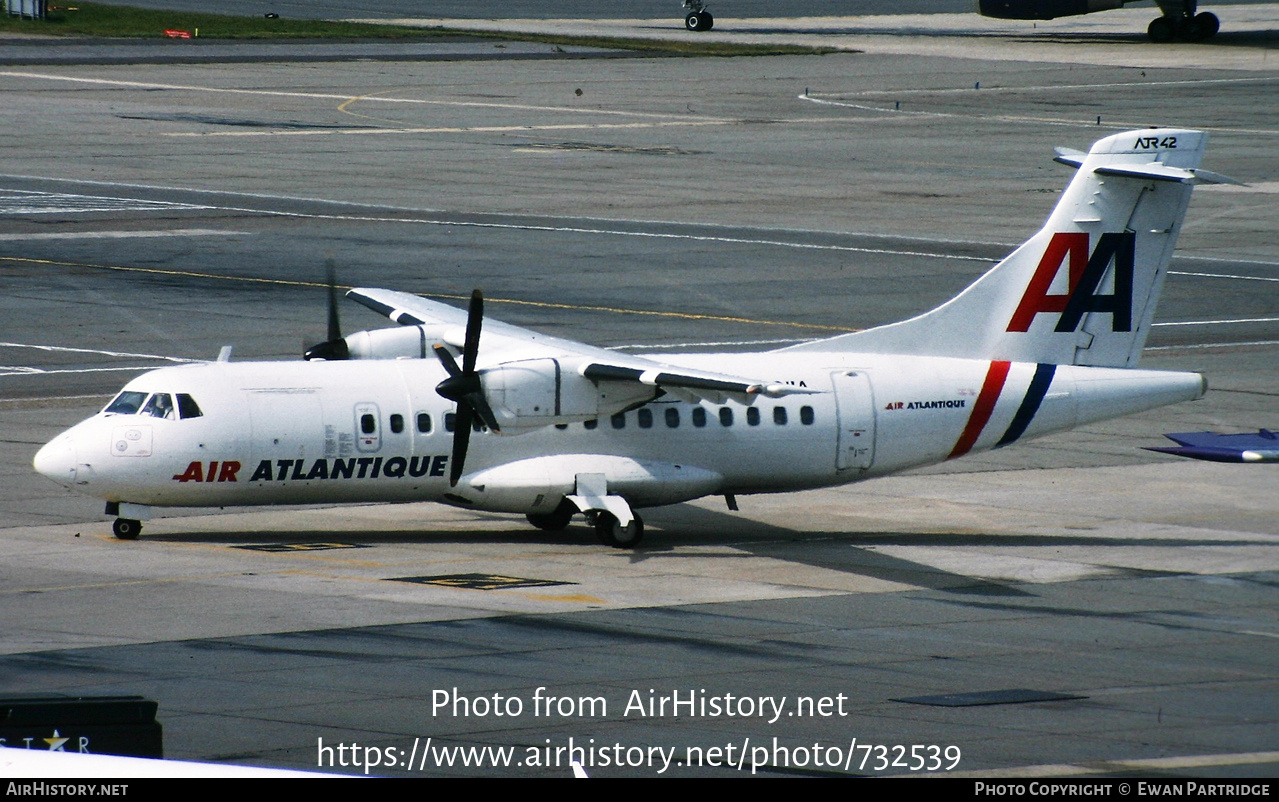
top-left (347, 288), bottom-right (819, 406)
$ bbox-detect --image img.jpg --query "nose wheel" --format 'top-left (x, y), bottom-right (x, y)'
top-left (682, 0), bottom-right (713, 31)
top-left (685, 11), bottom-right (713, 30)
top-left (113, 518), bottom-right (142, 540)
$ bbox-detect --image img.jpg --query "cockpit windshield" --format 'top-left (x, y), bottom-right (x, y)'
top-left (103, 391), bottom-right (203, 419)
top-left (104, 391), bottom-right (147, 415)
top-left (141, 393), bottom-right (174, 419)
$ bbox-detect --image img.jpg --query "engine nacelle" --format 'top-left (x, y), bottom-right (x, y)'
top-left (481, 358), bottom-right (654, 432)
top-left (343, 326), bottom-right (430, 359)
top-left (336, 329), bottom-right (660, 433)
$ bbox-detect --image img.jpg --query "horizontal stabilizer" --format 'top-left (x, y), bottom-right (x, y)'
top-left (1146, 429), bottom-right (1279, 463)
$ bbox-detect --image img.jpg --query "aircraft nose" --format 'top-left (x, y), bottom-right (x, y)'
top-left (33, 436), bottom-right (77, 487)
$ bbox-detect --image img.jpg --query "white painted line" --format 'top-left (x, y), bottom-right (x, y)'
top-left (826, 75), bottom-right (1279, 99)
top-left (799, 91), bottom-right (1279, 136)
top-left (0, 394), bottom-right (110, 403)
top-left (0, 177), bottom-right (1269, 270)
top-left (32, 200), bottom-right (991, 263)
top-left (0, 172), bottom-right (1026, 249)
top-left (1154, 317), bottom-right (1279, 327)
top-left (0, 229), bottom-right (246, 241)
top-left (1176, 255), bottom-right (1279, 268)
top-left (608, 338), bottom-right (813, 350)
top-left (0, 366), bottom-right (165, 377)
top-left (0, 71), bottom-right (725, 121)
top-left (0, 342), bottom-right (200, 364)
top-left (159, 120), bottom-right (732, 139)
top-left (0, 189), bottom-right (210, 215)
top-left (799, 93), bottom-right (1103, 129)
top-left (1146, 339), bottom-right (1279, 351)
top-left (1169, 270), bottom-right (1279, 283)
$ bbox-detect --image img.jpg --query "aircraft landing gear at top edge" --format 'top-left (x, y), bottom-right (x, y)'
top-left (1147, 0), bottom-right (1218, 42)
top-left (113, 518), bottom-right (142, 540)
top-left (683, 0), bottom-right (713, 30)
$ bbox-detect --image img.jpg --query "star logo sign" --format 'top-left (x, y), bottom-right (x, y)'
top-left (44, 730), bottom-right (69, 751)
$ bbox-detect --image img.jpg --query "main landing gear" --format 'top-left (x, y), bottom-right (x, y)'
top-left (683, 0), bottom-right (713, 31)
top-left (524, 500), bottom-right (646, 549)
top-left (526, 498), bottom-right (577, 531)
top-left (1148, 1), bottom-right (1218, 42)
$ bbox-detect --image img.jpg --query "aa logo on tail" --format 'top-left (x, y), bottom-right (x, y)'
top-left (1007, 231), bottom-right (1135, 333)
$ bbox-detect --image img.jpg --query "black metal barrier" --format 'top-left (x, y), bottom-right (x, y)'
top-left (0, 696), bottom-right (163, 758)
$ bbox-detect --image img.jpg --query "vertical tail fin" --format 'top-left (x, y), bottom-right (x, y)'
top-left (790, 129), bottom-right (1209, 367)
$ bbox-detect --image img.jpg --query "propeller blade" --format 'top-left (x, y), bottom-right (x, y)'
top-left (462, 289), bottom-right (483, 374)
top-left (467, 393), bottom-right (501, 433)
top-left (326, 260), bottom-right (342, 344)
top-left (449, 404), bottom-right (474, 487)
top-left (303, 262), bottom-right (350, 360)
top-left (432, 343), bottom-right (462, 378)
top-left (435, 288), bottom-right (493, 486)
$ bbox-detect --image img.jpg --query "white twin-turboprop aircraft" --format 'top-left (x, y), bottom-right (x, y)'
top-left (35, 129), bottom-right (1226, 547)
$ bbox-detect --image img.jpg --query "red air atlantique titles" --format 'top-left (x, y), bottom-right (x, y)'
top-left (173, 456), bottom-right (449, 483)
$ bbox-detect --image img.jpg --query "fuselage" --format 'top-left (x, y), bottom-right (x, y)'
top-left (34, 351), bottom-right (1204, 517)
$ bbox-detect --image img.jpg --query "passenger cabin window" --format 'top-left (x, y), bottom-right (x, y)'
top-left (360, 413), bottom-right (377, 435)
top-left (746, 407), bottom-right (760, 426)
top-left (105, 391), bottom-right (146, 415)
top-left (774, 406), bottom-right (787, 425)
top-left (800, 406), bottom-right (815, 425)
top-left (141, 393), bottom-right (175, 419)
top-left (719, 408), bottom-right (733, 427)
top-left (611, 413), bottom-right (626, 430)
top-left (665, 408), bottom-right (679, 428)
top-left (176, 394), bottom-right (202, 419)
top-left (692, 407), bottom-right (707, 428)
top-left (584, 419), bottom-right (598, 430)
top-left (417, 413), bottom-right (432, 433)
top-left (390, 414), bottom-right (404, 434)
top-left (637, 409), bottom-right (653, 429)
top-left (443, 412), bottom-right (480, 433)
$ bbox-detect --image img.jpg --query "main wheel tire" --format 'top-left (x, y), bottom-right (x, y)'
top-left (1178, 15), bottom-right (1206, 41)
top-left (527, 499), bottom-right (576, 531)
top-left (1194, 11), bottom-right (1219, 38)
top-left (594, 512), bottom-right (644, 549)
top-left (699, 11), bottom-right (713, 30)
top-left (685, 12), bottom-right (703, 31)
top-left (1147, 16), bottom-right (1174, 42)
top-left (113, 518), bottom-right (141, 540)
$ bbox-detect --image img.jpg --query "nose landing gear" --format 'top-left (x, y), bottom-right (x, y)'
top-left (683, 0), bottom-right (713, 31)
top-left (112, 518), bottom-right (142, 540)
top-left (105, 501), bottom-right (150, 540)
